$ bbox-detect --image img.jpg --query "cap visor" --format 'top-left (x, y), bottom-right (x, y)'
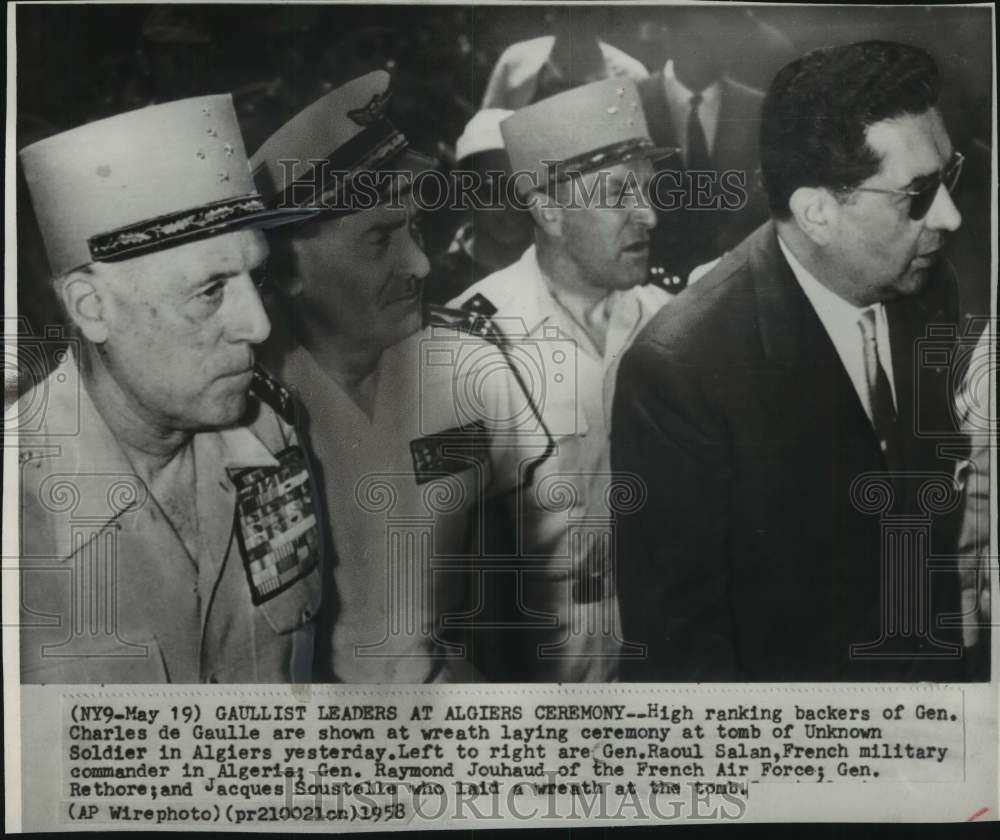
top-left (244, 206), bottom-right (321, 229)
top-left (95, 205), bottom-right (319, 263)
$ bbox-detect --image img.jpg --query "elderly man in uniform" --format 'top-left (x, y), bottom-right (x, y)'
top-left (16, 96), bottom-right (322, 683)
top-left (251, 72), bottom-right (539, 683)
top-left (451, 79), bottom-right (674, 682)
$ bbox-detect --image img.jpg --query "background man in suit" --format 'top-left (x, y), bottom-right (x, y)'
top-left (613, 41), bottom-right (970, 682)
top-left (638, 8), bottom-right (769, 286)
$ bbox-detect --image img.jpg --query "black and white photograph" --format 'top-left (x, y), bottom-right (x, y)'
top-left (4, 0), bottom-right (997, 830)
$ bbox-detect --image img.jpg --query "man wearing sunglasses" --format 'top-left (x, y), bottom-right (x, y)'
top-left (613, 41), bottom-right (973, 681)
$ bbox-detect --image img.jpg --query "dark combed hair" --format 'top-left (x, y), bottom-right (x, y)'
top-left (760, 40), bottom-right (940, 219)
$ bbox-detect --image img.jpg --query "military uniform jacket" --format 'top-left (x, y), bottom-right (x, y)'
top-left (17, 357), bottom-right (322, 683)
top-left (268, 326), bottom-right (527, 683)
top-left (451, 246), bottom-right (671, 681)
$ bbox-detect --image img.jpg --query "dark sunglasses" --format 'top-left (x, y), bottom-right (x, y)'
top-left (850, 151), bottom-right (964, 221)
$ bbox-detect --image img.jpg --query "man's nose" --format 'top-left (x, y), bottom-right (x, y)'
top-left (633, 196), bottom-right (657, 230)
top-left (632, 187), bottom-right (657, 229)
top-left (402, 230), bottom-right (431, 279)
top-left (228, 274), bottom-right (272, 344)
top-left (925, 183), bottom-right (962, 233)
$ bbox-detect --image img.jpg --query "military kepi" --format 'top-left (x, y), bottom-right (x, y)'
top-left (501, 78), bottom-right (676, 194)
top-left (251, 70), bottom-right (435, 213)
top-left (19, 95), bottom-right (314, 276)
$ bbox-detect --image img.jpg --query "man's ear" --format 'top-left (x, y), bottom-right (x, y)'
top-left (56, 267), bottom-right (109, 343)
top-left (526, 190), bottom-right (562, 238)
top-left (788, 186), bottom-right (838, 247)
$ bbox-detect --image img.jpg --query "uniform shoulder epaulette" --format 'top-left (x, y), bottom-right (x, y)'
top-left (424, 294), bottom-right (554, 486)
top-left (250, 366), bottom-right (297, 425)
top-left (461, 293), bottom-right (498, 317)
top-left (424, 294), bottom-right (504, 345)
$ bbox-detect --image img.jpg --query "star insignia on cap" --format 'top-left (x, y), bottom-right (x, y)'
top-left (217, 171), bottom-right (230, 182)
top-left (195, 149), bottom-right (206, 160)
top-left (616, 86), bottom-right (626, 96)
top-left (347, 90), bottom-right (392, 127)
top-left (223, 143), bottom-right (234, 156)
top-left (206, 127), bottom-right (218, 137)
top-left (607, 106), bottom-right (619, 115)
top-left (201, 106), bottom-right (211, 116)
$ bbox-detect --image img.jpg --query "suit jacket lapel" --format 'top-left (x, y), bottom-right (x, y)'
top-left (750, 223), bottom-right (890, 465)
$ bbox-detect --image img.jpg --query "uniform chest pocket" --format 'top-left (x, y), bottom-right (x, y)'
top-left (539, 390), bottom-right (589, 440)
top-left (258, 565), bottom-right (322, 634)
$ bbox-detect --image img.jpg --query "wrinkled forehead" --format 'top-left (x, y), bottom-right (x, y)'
top-left (358, 189), bottom-right (423, 226)
top-left (865, 108), bottom-right (953, 183)
top-left (112, 229), bottom-right (269, 288)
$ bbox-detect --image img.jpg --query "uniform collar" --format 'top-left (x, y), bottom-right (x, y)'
top-left (216, 424), bottom-right (280, 471)
top-left (23, 354), bottom-right (276, 558)
top-left (491, 245), bottom-right (555, 337)
top-left (514, 246), bottom-right (656, 360)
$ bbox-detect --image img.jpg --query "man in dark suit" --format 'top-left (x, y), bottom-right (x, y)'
top-left (638, 9), bottom-right (770, 285)
top-left (613, 41), bottom-right (972, 682)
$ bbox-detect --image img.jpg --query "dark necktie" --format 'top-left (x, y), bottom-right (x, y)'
top-left (686, 91), bottom-right (710, 171)
top-left (858, 308), bottom-right (901, 466)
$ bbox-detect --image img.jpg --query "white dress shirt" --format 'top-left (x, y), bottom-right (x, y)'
top-left (778, 236), bottom-right (897, 421)
top-left (661, 59), bottom-right (723, 162)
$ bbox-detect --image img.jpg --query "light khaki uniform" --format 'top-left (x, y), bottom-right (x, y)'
top-left (452, 245), bottom-right (671, 681)
top-left (270, 326), bottom-right (528, 683)
top-left (17, 357), bottom-right (322, 683)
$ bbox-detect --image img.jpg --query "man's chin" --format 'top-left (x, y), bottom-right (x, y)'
top-left (395, 304), bottom-right (424, 342)
top-left (616, 268), bottom-right (647, 290)
top-left (203, 393), bottom-right (252, 429)
top-left (899, 266), bottom-right (932, 296)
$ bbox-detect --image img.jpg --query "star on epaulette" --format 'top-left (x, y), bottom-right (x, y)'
top-left (251, 366), bottom-right (297, 425)
top-left (461, 292), bottom-right (498, 317)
